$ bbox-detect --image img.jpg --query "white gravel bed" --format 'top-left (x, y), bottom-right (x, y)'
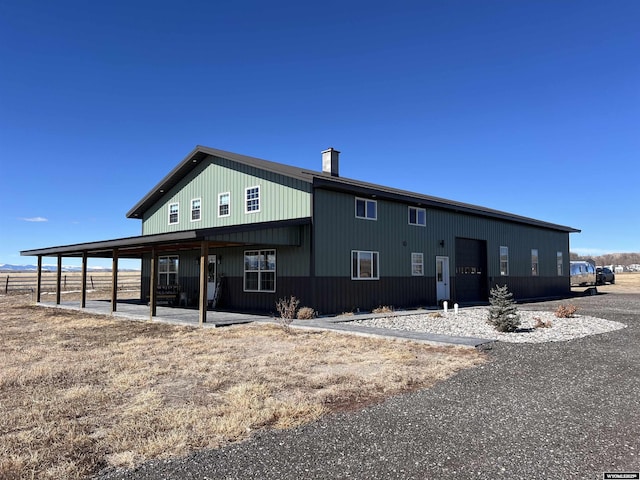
top-left (350, 308), bottom-right (626, 343)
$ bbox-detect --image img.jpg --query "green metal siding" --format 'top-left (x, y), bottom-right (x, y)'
top-left (142, 156), bottom-right (312, 235)
top-left (313, 188), bottom-right (571, 281)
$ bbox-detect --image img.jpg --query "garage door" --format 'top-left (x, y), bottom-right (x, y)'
top-left (455, 238), bottom-right (488, 303)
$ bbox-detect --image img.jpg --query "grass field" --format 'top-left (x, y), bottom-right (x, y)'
top-left (0, 294), bottom-right (485, 479)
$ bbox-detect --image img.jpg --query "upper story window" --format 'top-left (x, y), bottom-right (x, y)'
top-left (352, 250), bottom-right (379, 280)
top-left (191, 198), bottom-right (201, 222)
top-left (245, 186), bottom-right (260, 213)
top-left (500, 246), bottom-right (509, 276)
top-left (557, 252), bottom-right (563, 276)
top-left (219, 192), bottom-right (230, 217)
top-left (408, 206), bottom-right (426, 226)
top-left (531, 249), bottom-right (539, 276)
top-left (411, 252), bottom-right (424, 276)
top-left (168, 203), bottom-right (179, 225)
top-left (355, 197), bottom-right (377, 220)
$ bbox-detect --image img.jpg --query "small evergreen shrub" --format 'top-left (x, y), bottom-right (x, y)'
top-left (487, 284), bottom-right (521, 332)
top-left (555, 304), bottom-right (578, 318)
top-left (296, 307), bottom-right (317, 320)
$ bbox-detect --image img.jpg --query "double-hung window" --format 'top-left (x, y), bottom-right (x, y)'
top-left (352, 250), bottom-right (379, 279)
top-left (500, 246), bottom-right (509, 276)
top-left (355, 197), bottom-right (377, 220)
top-left (411, 252), bottom-right (424, 276)
top-left (408, 207), bottom-right (426, 226)
top-left (244, 250), bottom-right (276, 292)
top-left (168, 203), bottom-right (179, 225)
top-left (245, 186), bottom-right (260, 213)
top-left (531, 249), bottom-right (539, 276)
top-left (191, 198), bottom-right (201, 222)
top-left (219, 192), bottom-right (230, 217)
top-left (158, 255), bottom-right (179, 285)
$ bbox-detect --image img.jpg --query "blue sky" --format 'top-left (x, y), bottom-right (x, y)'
top-left (1, 0), bottom-right (638, 268)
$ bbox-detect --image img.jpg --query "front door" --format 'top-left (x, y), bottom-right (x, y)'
top-left (436, 256), bottom-right (450, 302)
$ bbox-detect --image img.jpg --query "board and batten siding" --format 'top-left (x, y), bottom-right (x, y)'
top-left (142, 156), bottom-right (312, 235)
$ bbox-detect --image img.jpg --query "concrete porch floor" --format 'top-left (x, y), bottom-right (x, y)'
top-left (38, 299), bottom-right (271, 327)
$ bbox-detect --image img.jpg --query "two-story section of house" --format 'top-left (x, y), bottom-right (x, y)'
top-left (22, 145), bottom-right (579, 315)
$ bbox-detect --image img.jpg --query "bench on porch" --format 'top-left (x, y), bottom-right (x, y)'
top-left (147, 284), bottom-right (181, 306)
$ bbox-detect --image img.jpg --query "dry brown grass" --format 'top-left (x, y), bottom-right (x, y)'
top-left (0, 294), bottom-right (485, 479)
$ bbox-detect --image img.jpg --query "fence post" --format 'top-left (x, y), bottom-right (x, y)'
top-left (90, 275), bottom-right (94, 289)
top-left (64, 275), bottom-right (67, 288)
top-left (4, 276), bottom-right (8, 294)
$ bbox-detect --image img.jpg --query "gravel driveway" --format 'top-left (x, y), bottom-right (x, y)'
top-left (96, 293), bottom-right (640, 479)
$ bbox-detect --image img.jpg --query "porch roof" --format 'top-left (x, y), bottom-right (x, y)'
top-left (20, 218), bottom-right (310, 259)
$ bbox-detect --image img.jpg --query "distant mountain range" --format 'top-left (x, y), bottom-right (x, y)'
top-left (0, 264), bottom-right (140, 273)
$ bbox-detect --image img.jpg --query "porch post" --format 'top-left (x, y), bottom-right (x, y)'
top-left (56, 255), bottom-right (62, 305)
top-left (36, 255), bottom-right (42, 303)
top-left (111, 248), bottom-right (119, 313)
top-left (149, 248), bottom-right (157, 320)
top-left (199, 241), bottom-right (209, 326)
top-left (81, 251), bottom-right (88, 308)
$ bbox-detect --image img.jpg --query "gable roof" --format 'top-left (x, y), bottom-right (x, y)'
top-left (127, 145), bottom-right (580, 233)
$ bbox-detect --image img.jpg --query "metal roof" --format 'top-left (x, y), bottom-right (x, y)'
top-left (126, 145), bottom-right (580, 233)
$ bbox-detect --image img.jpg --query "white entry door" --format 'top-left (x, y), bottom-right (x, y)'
top-left (436, 256), bottom-right (450, 302)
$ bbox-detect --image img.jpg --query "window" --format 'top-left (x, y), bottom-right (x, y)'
top-left (408, 207), bottom-right (426, 226)
top-left (219, 192), bottom-right (230, 217)
top-left (158, 255), bottom-right (179, 285)
top-left (557, 252), bottom-right (563, 276)
top-left (352, 250), bottom-right (379, 279)
top-left (244, 250), bottom-right (276, 292)
top-left (531, 249), bottom-right (539, 276)
top-left (168, 203), bottom-right (179, 224)
top-left (500, 246), bottom-right (509, 276)
top-left (355, 197), bottom-right (377, 220)
top-left (191, 198), bottom-right (201, 222)
top-left (245, 186), bottom-right (260, 213)
top-left (411, 252), bottom-right (424, 276)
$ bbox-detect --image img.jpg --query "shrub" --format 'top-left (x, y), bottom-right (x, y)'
top-left (534, 316), bottom-right (552, 328)
top-left (276, 296), bottom-right (299, 331)
top-left (296, 307), bottom-right (317, 320)
top-left (372, 305), bottom-right (394, 314)
top-left (555, 304), bottom-right (578, 318)
top-left (487, 284), bottom-right (521, 332)
top-left (428, 312), bottom-right (443, 318)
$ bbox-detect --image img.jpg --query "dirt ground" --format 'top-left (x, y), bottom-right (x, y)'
top-left (0, 293), bottom-right (485, 480)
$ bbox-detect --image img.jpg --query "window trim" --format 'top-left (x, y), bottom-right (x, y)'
top-left (500, 246), bottom-right (509, 276)
top-left (190, 198), bottom-right (201, 223)
top-left (218, 192), bottom-right (230, 218)
top-left (245, 186), bottom-right (260, 214)
top-left (351, 250), bottom-right (380, 280)
top-left (531, 248), bottom-right (539, 276)
top-left (408, 206), bottom-right (426, 226)
top-left (411, 252), bottom-right (424, 276)
top-left (355, 197), bottom-right (377, 221)
top-left (168, 202), bottom-right (179, 225)
top-left (243, 249), bottom-right (276, 292)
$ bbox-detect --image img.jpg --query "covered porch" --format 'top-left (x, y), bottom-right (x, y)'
top-left (39, 299), bottom-right (269, 327)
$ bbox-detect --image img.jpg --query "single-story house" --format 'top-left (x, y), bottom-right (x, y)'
top-left (22, 145), bottom-right (579, 321)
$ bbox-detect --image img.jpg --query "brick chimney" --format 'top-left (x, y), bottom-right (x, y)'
top-left (322, 147), bottom-right (340, 177)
